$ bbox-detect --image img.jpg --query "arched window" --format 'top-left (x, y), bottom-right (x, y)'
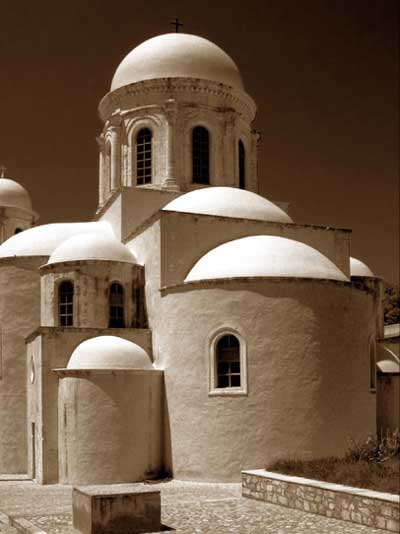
top-left (216, 334), bottom-right (241, 388)
top-left (14, 228), bottom-right (23, 234)
top-left (370, 341), bottom-right (376, 390)
top-left (136, 128), bottom-right (152, 185)
top-left (192, 126), bottom-right (209, 184)
top-left (109, 282), bottom-right (125, 328)
top-left (105, 141), bottom-right (112, 188)
top-left (58, 281), bottom-right (74, 327)
top-left (238, 140), bottom-right (245, 189)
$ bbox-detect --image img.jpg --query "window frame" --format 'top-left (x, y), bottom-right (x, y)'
top-left (108, 281), bottom-right (125, 328)
top-left (58, 279), bottom-right (74, 327)
top-left (136, 127), bottom-right (153, 185)
top-left (192, 125), bottom-right (210, 185)
top-left (208, 328), bottom-right (248, 397)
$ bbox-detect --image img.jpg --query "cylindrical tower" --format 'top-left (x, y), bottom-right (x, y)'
top-left (96, 33), bottom-right (259, 212)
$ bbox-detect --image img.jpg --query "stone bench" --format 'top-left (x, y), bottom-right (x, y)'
top-left (72, 485), bottom-right (161, 534)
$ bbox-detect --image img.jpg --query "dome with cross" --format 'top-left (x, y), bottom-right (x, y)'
top-left (111, 32), bottom-right (244, 92)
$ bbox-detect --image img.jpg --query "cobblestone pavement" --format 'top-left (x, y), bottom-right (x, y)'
top-left (0, 480), bottom-right (389, 534)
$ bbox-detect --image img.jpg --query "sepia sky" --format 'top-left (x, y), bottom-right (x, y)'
top-left (0, 0), bottom-right (398, 284)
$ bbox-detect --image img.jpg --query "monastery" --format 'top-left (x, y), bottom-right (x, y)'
top-left (0, 32), bottom-right (398, 485)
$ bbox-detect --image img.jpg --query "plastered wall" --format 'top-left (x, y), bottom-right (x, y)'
top-left (0, 259), bottom-right (41, 474)
top-left (26, 327), bottom-right (152, 484)
top-left (58, 371), bottom-right (163, 485)
top-left (157, 278), bottom-right (377, 481)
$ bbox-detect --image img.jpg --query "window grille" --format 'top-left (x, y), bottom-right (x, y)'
top-left (59, 281), bottom-right (74, 327)
top-left (192, 126), bottom-right (210, 184)
top-left (216, 334), bottom-right (240, 388)
top-left (136, 128), bottom-right (152, 185)
top-left (109, 282), bottom-right (125, 328)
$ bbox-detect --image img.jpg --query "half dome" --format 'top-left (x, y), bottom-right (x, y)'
top-left (350, 256), bottom-right (374, 277)
top-left (185, 235), bottom-right (348, 282)
top-left (111, 33), bottom-right (244, 92)
top-left (0, 222), bottom-right (114, 258)
top-left (0, 178), bottom-right (32, 210)
top-left (67, 336), bottom-right (152, 370)
top-left (47, 232), bottom-right (136, 265)
top-left (163, 187), bottom-right (293, 223)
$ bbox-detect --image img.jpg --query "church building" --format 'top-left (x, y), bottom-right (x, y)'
top-left (0, 32), bottom-right (395, 485)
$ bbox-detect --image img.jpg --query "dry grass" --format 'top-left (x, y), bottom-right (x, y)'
top-left (266, 431), bottom-right (400, 495)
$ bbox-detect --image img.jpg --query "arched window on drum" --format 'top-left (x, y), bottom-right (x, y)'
top-left (136, 128), bottom-right (152, 185)
top-left (109, 282), bottom-right (125, 328)
top-left (58, 280), bottom-right (74, 327)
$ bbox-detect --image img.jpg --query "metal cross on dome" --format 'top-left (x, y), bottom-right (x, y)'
top-left (0, 165), bottom-right (6, 178)
top-left (170, 17), bottom-right (183, 33)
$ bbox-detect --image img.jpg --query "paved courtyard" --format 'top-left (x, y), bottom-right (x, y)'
top-left (0, 479), bottom-right (389, 534)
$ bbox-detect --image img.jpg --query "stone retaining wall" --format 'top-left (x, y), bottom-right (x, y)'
top-left (242, 470), bottom-right (399, 532)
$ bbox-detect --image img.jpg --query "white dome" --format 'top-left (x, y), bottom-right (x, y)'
top-left (0, 178), bottom-right (32, 210)
top-left (350, 256), bottom-right (374, 277)
top-left (163, 187), bottom-right (293, 223)
top-left (377, 360), bottom-right (400, 374)
top-left (67, 336), bottom-right (152, 370)
top-left (0, 222), bottom-right (114, 258)
top-left (47, 232), bottom-right (136, 265)
top-left (111, 33), bottom-right (244, 92)
top-left (185, 235), bottom-right (348, 282)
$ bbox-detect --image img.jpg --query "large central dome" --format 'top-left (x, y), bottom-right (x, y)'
top-left (111, 33), bottom-right (244, 92)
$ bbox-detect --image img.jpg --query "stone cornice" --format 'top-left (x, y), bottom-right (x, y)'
top-left (98, 78), bottom-right (257, 124)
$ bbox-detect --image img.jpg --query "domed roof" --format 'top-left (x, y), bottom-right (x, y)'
top-left (111, 33), bottom-right (244, 92)
top-left (0, 222), bottom-right (114, 258)
top-left (163, 187), bottom-right (293, 224)
top-left (350, 256), bottom-right (374, 277)
top-left (0, 177), bottom-right (32, 210)
top-left (185, 235), bottom-right (348, 282)
top-left (377, 360), bottom-right (400, 374)
top-left (47, 232), bottom-right (136, 265)
top-left (67, 336), bottom-right (152, 370)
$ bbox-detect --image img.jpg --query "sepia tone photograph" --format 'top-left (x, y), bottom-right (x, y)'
top-left (0, 1), bottom-right (398, 533)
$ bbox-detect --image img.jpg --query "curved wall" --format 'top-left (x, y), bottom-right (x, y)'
top-left (157, 278), bottom-right (378, 482)
top-left (58, 371), bottom-right (163, 485)
top-left (0, 258), bottom-right (41, 473)
top-left (41, 261), bottom-right (145, 328)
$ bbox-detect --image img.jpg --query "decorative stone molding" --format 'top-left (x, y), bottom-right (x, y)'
top-left (242, 470), bottom-right (400, 532)
top-left (98, 78), bottom-right (257, 124)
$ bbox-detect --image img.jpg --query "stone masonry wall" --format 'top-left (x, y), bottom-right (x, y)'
top-left (242, 470), bottom-right (399, 532)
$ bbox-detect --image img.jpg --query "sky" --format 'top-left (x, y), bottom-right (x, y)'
top-left (0, 0), bottom-right (398, 284)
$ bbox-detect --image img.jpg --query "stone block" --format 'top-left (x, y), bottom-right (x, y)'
top-left (387, 518), bottom-right (400, 533)
top-left (73, 485), bottom-right (161, 534)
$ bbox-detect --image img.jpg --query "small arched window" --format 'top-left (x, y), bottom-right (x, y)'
top-left (192, 126), bottom-right (209, 184)
top-left (370, 341), bottom-right (376, 391)
top-left (238, 140), bottom-right (245, 189)
top-left (109, 282), bottom-right (125, 328)
top-left (216, 334), bottom-right (241, 388)
top-left (59, 281), bottom-right (74, 327)
top-left (136, 128), bottom-right (152, 185)
top-left (14, 228), bottom-right (23, 234)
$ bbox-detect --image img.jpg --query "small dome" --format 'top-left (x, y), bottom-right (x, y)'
top-left (350, 257), bottom-right (374, 277)
top-left (0, 222), bottom-right (114, 258)
top-left (47, 232), bottom-right (136, 265)
top-left (377, 360), bottom-right (400, 374)
top-left (111, 33), bottom-right (244, 92)
top-left (163, 187), bottom-right (293, 224)
top-left (67, 336), bottom-right (152, 370)
top-left (0, 178), bottom-right (32, 210)
top-left (185, 235), bottom-right (348, 282)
